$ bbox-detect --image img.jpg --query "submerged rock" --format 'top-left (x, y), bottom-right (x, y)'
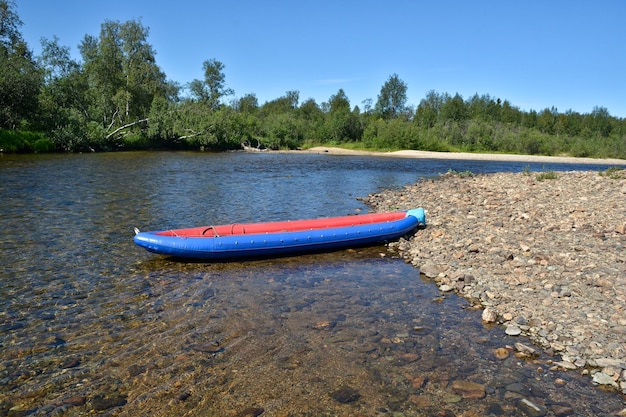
top-left (330, 386), bottom-right (361, 403)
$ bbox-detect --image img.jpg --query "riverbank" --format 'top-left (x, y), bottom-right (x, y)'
top-left (364, 169), bottom-right (626, 396)
top-left (302, 146), bottom-right (626, 166)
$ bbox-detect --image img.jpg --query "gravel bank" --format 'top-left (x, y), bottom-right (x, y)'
top-left (364, 169), bottom-right (626, 394)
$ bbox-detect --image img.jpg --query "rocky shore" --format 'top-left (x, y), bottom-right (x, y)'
top-left (364, 168), bottom-right (626, 395)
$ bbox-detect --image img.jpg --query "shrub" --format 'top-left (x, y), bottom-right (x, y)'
top-left (536, 171), bottom-right (558, 181)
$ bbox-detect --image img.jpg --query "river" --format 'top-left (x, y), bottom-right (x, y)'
top-left (0, 151), bottom-right (623, 416)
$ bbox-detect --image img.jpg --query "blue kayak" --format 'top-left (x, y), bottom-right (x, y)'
top-left (134, 208), bottom-right (426, 260)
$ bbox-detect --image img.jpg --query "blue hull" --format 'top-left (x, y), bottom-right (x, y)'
top-left (134, 209), bottom-right (425, 260)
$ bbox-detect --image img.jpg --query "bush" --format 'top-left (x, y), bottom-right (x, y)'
top-left (32, 138), bottom-right (56, 152)
top-left (122, 132), bottom-right (151, 150)
top-left (0, 129), bottom-right (54, 153)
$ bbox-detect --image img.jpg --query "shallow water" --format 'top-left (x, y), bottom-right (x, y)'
top-left (0, 151), bottom-right (623, 416)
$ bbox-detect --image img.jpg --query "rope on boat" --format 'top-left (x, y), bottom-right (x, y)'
top-left (201, 225), bottom-right (219, 237)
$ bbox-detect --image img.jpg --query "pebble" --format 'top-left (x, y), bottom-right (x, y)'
top-left (62, 396), bottom-right (86, 406)
top-left (329, 386), bottom-right (361, 403)
top-left (493, 347), bottom-right (510, 360)
top-left (451, 380), bottom-right (486, 399)
top-left (518, 398), bottom-right (548, 417)
top-left (235, 407), bottom-right (264, 417)
top-left (550, 404), bottom-right (574, 416)
top-left (366, 170), bottom-right (626, 392)
top-left (90, 394), bottom-right (127, 411)
top-left (505, 325), bottom-right (521, 336)
top-left (592, 372), bottom-right (619, 388)
top-left (481, 307), bottom-right (497, 323)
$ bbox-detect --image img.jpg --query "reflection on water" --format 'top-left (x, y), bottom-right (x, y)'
top-left (0, 152), bottom-right (623, 416)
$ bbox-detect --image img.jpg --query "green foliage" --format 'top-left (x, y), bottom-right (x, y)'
top-left (599, 167), bottom-right (626, 179)
top-left (78, 19), bottom-right (168, 146)
top-left (189, 59), bottom-right (233, 108)
top-left (375, 73), bottom-right (408, 120)
top-left (536, 171), bottom-right (558, 181)
top-left (0, 128), bottom-right (51, 152)
top-left (32, 137), bottom-right (55, 152)
top-left (0, 1), bottom-right (41, 129)
top-left (447, 169), bottom-right (474, 178)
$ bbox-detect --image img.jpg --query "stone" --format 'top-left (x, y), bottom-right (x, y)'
top-left (592, 372), bottom-right (619, 388)
top-left (451, 380), bottom-right (486, 399)
top-left (62, 396), bottom-right (86, 406)
top-left (594, 358), bottom-right (626, 369)
top-left (553, 361), bottom-right (577, 370)
top-left (550, 404), bottom-right (574, 416)
top-left (330, 386), bottom-right (361, 403)
top-left (420, 262), bottom-right (441, 278)
top-left (505, 325), bottom-right (522, 336)
top-left (514, 342), bottom-right (538, 357)
top-left (482, 307), bottom-right (497, 323)
top-left (235, 407), bottom-right (264, 417)
top-left (494, 347), bottom-right (510, 360)
top-left (411, 376), bottom-right (426, 388)
top-left (517, 398), bottom-right (547, 417)
top-left (90, 395), bottom-right (127, 411)
top-left (409, 394), bottom-right (432, 408)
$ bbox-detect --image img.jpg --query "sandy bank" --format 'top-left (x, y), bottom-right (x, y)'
top-left (302, 147), bottom-right (626, 166)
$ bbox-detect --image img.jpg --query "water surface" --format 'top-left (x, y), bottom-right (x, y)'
top-left (1, 151), bottom-right (623, 416)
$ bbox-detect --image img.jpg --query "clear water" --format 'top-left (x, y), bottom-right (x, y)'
top-left (0, 151), bottom-right (623, 416)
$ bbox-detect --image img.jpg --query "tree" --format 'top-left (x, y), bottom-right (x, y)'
top-left (414, 91), bottom-right (441, 128)
top-left (361, 98), bottom-right (373, 114)
top-left (588, 106), bottom-right (612, 137)
top-left (37, 36), bottom-right (89, 149)
top-left (259, 90), bottom-right (300, 116)
top-left (39, 36), bottom-right (80, 85)
top-left (234, 93), bottom-right (259, 114)
top-left (322, 89), bottom-right (361, 142)
top-left (79, 19), bottom-right (167, 147)
top-left (298, 98), bottom-right (324, 139)
top-left (375, 73), bottom-right (408, 119)
top-left (439, 93), bottom-right (468, 122)
top-left (189, 58), bottom-right (233, 108)
top-left (537, 107), bottom-right (557, 134)
top-left (0, 0), bottom-right (41, 129)
top-left (328, 88), bottom-right (350, 113)
top-left (118, 20), bottom-right (167, 119)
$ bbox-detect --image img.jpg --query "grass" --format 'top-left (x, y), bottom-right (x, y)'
top-left (599, 166), bottom-right (626, 179)
top-left (446, 169), bottom-right (474, 178)
top-left (535, 171), bottom-right (559, 181)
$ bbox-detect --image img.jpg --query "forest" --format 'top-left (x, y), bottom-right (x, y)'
top-left (1, 1), bottom-right (625, 158)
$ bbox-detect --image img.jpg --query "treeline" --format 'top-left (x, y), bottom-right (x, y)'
top-left (1, 2), bottom-right (625, 158)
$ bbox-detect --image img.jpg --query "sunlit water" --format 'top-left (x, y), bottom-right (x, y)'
top-left (0, 151), bottom-right (623, 416)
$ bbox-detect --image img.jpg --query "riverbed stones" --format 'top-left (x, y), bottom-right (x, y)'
top-left (366, 170), bottom-right (626, 393)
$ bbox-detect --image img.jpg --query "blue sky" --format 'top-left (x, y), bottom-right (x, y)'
top-left (16, 0), bottom-right (626, 117)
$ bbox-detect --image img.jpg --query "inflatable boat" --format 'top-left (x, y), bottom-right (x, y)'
top-left (133, 208), bottom-right (425, 260)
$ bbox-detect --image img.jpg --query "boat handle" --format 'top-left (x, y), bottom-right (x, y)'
top-left (201, 225), bottom-right (219, 237)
